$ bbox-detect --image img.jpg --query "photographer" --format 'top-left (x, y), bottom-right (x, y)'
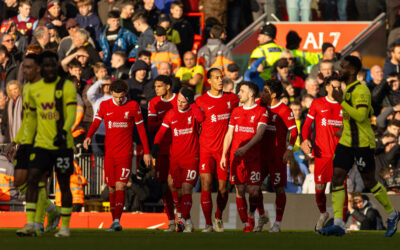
top-left (346, 193), bottom-right (384, 231)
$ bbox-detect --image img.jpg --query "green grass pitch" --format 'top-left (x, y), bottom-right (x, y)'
top-left (1, 229), bottom-right (399, 250)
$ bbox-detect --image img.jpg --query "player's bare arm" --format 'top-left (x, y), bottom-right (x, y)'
top-left (220, 126), bottom-right (234, 170)
top-left (234, 124), bottom-right (267, 157)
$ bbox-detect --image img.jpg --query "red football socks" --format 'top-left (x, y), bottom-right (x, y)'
top-left (215, 191), bottom-right (228, 219)
top-left (181, 194), bottom-right (192, 220)
top-left (236, 196), bottom-right (248, 223)
top-left (109, 191), bottom-right (115, 220)
top-left (201, 190), bottom-right (212, 225)
top-left (275, 193), bottom-right (286, 222)
top-left (114, 190), bottom-right (125, 221)
top-left (315, 188), bottom-right (327, 214)
top-left (164, 191), bottom-right (175, 220)
top-left (171, 190), bottom-right (181, 215)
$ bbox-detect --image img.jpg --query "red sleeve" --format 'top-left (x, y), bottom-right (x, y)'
top-left (190, 103), bottom-right (205, 122)
top-left (302, 101), bottom-right (317, 141)
top-left (148, 99), bottom-right (161, 132)
top-left (258, 108), bottom-right (268, 126)
top-left (133, 104), bottom-right (150, 154)
top-left (86, 102), bottom-right (105, 138)
top-left (154, 111), bottom-right (172, 144)
top-left (231, 93), bottom-right (240, 108)
top-left (283, 107), bottom-right (298, 146)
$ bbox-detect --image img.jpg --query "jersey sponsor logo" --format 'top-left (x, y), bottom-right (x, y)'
top-left (321, 118), bottom-right (327, 126)
top-left (41, 102), bottom-right (55, 110)
top-left (235, 125), bottom-right (255, 133)
top-left (124, 111), bottom-right (129, 119)
top-left (211, 113), bottom-right (230, 123)
top-left (187, 116), bottom-right (192, 125)
top-left (321, 118), bottom-right (343, 127)
top-left (40, 111), bottom-right (59, 120)
top-left (208, 106), bottom-right (215, 110)
top-left (211, 114), bottom-right (217, 123)
top-left (173, 128), bottom-right (193, 136)
top-left (108, 121), bottom-right (128, 128)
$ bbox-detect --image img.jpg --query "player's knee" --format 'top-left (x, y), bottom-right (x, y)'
top-left (235, 187), bottom-right (245, 197)
top-left (275, 186), bottom-right (285, 194)
top-left (200, 175), bottom-right (212, 190)
top-left (315, 184), bottom-right (325, 191)
top-left (116, 182), bottom-right (126, 190)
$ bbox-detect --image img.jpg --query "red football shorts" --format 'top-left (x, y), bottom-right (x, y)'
top-left (199, 150), bottom-right (228, 181)
top-left (104, 154), bottom-right (132, 186)
top-left (230, 157), bottom-right (262, 186)
top-left (267, 153), bottom-right (287, 187)
top-left (154, 154), bottom-right (169, 182)
top-left (169, 156), bottom-right (199, 188)
top-left (314, 157), bottom-right (333, 184)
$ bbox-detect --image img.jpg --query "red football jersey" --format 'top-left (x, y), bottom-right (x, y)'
top-left (303, 96), bottom-right (343, 158)
top-left (256, 99), bottom-right (277, 158)
top-left (270, 101), bottom-right (298, 156)
top-left (228, 104), bottom-right (268, 160)
top-left (196, 91), bottom-right (239, 153)
top-left (87, 98), bottom-right (149, 156)
top-left (160, 108), bottom-right (200, 160)
top-left (148, 94), bottom-right (178, 155)
top-left (11, 16), bottom-right (36, 40)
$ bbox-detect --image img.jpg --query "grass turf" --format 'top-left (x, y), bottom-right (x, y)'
top-left (1, 229), bottom-right (399, 250)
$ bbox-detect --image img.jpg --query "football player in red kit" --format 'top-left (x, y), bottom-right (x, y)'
top-left (152, 88), bottom-right (204, 233)
top-left (220, 81), bottom-right (268, 232)
top-left (195, 68), bottom-right (239, 232)
top-left (263, 79), bottom-right (298, 232)
top-left (301, 76), bottom-right (343, 230)
top-left (84, 80), bottom-right (151, 231)
top-left (148, 75), bottom-right (179, 232)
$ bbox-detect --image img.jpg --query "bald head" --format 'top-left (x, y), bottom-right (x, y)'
top-left (183, 51), bottom-right (196, 68)
top-left (158, 62), bottom-right (171, 76)
top-left (370, 65), bottom-right (383, 84)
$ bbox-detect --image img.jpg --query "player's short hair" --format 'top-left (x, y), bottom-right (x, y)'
top-left (264, 79), bottom-right (283, 98)
top-left (38, 50), bottom-right (59, 64)
top-left (19, 0), bottom-right (32, 7)
top-left (93, 62), bottom-right (106, 73)
top-left (222, 78), bottom-right (234, 87)
top-left (108, 10), bottom-right (120, 19)
top-left (121, 0), bottom-right (134, 8)
top-left (77, 0), bottom-right (92, 7)
top-left (390, 41), bottom-right (400, 52)
top-left (343, 55), bottom-right (362, 74)
top-left (33, 26), bottom-right (48, 41)
top-left (75, 28), bottom-right (89, 42)
top-left (207, 68), bottom-right (222, 79)
top-left (386, 72), bottom-right (400, 79)
top-left (102, 75), bottom-right (112, 82)
top-left (170, 1), bottom-right (184, 9)
top-left (324, 75), bottom-right (340, 87)
top-left (155, 75), bottom-right (172, 86)
top-left (289, 100), bottom-right (301, 107)
top-left (113, 51), bottom-right (127, 61)
top-left (138, 49), bottom-right (151, 58)
top-left (132, 12), bottom-right (147, 23)
top-left (24, 53), bottom-right (40, 65)
top-left (68, 59), bottom-right (82, 69)
top-left (301, 93), bottom-right (314, 102)
top-left (110, 79), bottom-right (128, 93)
top-left (388, 119), bottom-right (400, 128)
top-left (240, 81), bottom-right (259, 98)
top-left (210, 24), bottom-right (226, 39)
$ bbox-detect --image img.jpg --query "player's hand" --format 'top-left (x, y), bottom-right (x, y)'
top-left (5, 142), bottom-right (18, 161)
top-left (334, 127), bottom-right (343, 138)
top-left (52, 20), bottom-right (62, 26)
top-left (220, 155), bottom-right (227, 171)
top-left (151, 144), bottom-right (160, 158)
top-left (332, 87), bottom-right (343, 103)
top-left (300, 139), bottom-right (312, 155)
top-left (143, 154), bottom-right (152, 167)
top-left (234, 147), bottom-right (247, 157)
top-left (283, 148), bottom-right (294, 164)
top-left (181, 88), bottom-right (195, 104)
top-left (393, 104), bottom-right (400, 112)
top-left (83, 137), bottom-right (91, 150)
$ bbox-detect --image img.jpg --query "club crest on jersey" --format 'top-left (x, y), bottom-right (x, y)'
top-left (55, 90), bottom-right (63, 99)
top-left (272, 114), bottom-right (277, 122)
top-left (227, 101), bottom-right (231, 109)
top-left (339, 110), bottom-right (343, 117)
top-left (27, 23), bottom-right (32, 29)
top-left (211, 114), bottom-right (217, 123)
top-left (250, 115), bottom-right (255, 123)
top-left (345, 93), bottom-right (351, 101)
top-left (188, 116), bottom-right (192, 125)
top-left (108, 121), bottom-right (112, 129)
top-left (124, 111), bottom-right (129, 119)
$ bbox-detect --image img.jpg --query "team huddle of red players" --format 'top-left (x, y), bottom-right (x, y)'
top-left (84, 68), bottom-right (343, 233)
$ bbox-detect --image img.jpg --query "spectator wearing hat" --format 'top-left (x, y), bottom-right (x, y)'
top-left (158, 13), bottom-right (181, 46)
top-left (58, 18), bottom-right (96, 61)
top-left (286, 30), bottom-right (321, 72)
top-left (132, 12), bottom-right (155, 54)
top-left (309, 42), bottom-right (340, 79)
top-left (136, 0), bottom-right (162, 29)
top-left (38, 0), bottom-right (68, 38)
top-left (119, 0), bottom-right (136, 33)
top-left (99, 10), bottom-right (138, 66)
top-left (169, 1), bottom-right (194, 57)
top-left (127, 59), bottom-right (154, 103)
top-left (175, 51), bottom-right (204, 94)
top-left (197, 24), bottom-right (233, 77)
top-left (10, 0), bottom-right (38, 43)
top-left (75, 0), bottom-right (102, 44)
top-left (148, 26), bottom-right (181, 74)
top-left (226, 63), bottom-right (243, 86)
top-left (249, 23), bottom-right (283, 80)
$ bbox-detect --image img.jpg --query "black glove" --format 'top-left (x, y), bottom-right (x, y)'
top-left (181, 88), bottom-right (195, 104)
top-left (151, 143), bottom-right (160, 158)
top-left (54, 130), bottom-right (67, 149)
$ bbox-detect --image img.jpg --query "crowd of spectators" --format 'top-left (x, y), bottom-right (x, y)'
top-left (0, 0), bottom-right (399, 213)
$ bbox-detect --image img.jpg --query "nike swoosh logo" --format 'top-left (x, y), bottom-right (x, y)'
top-left (208, 106), bottom-right (215, 110)
top-left (234, 117), bottom-right (239, 119)
top-left (171, 121), bottom-right (178, 124)
top-left (321, 110), bottom-right (328, 113)
top-left (107, 113), bottom-right (113, 115)
top-left (158, 110), bottom-right (165, 114)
